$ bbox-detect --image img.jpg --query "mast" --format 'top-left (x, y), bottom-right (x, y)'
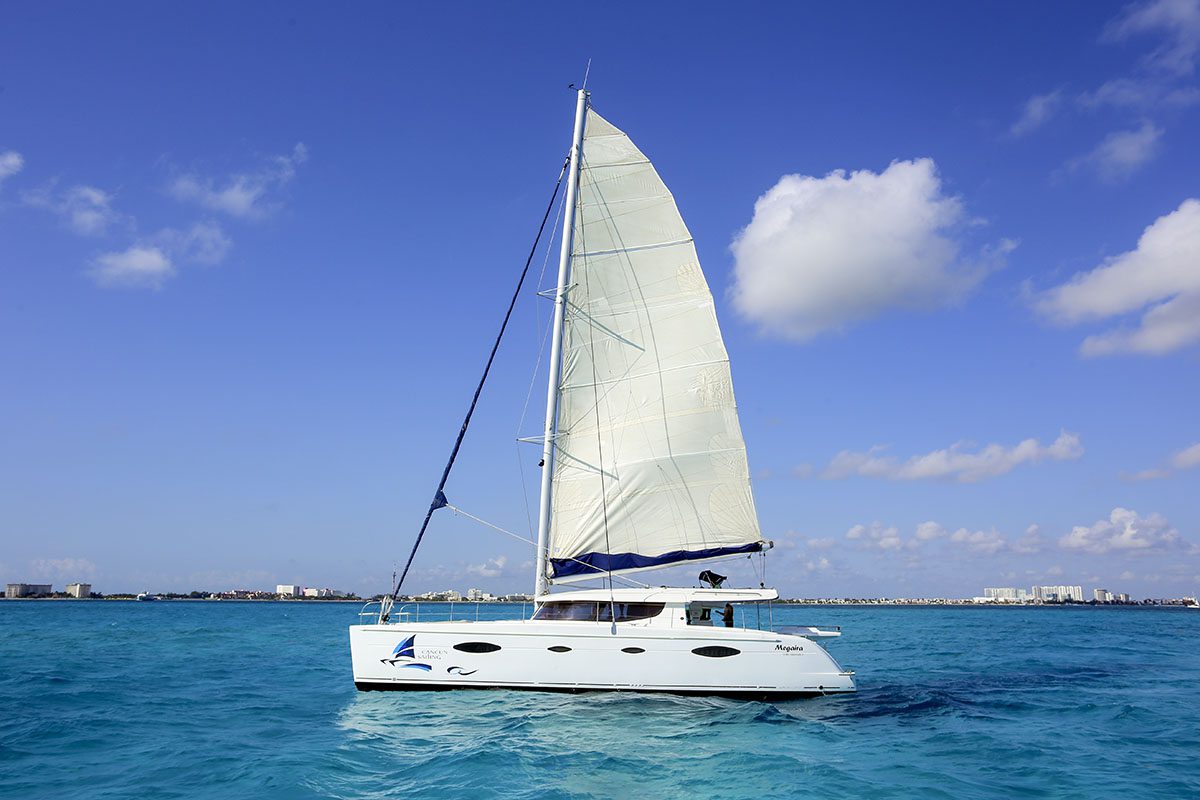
top-left (534, 88), bottom-right (588, 598)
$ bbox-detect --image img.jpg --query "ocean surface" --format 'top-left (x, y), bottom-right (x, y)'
top-left (1, 601), bottom-right (1197, 799)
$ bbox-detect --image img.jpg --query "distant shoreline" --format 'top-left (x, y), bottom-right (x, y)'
top-left (3, 597), bottom-right (1195, 608)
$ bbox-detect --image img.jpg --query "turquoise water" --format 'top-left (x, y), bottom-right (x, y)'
top-left (2, 601), bottom-right (1197, 799)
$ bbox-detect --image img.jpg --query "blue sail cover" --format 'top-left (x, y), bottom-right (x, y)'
top-left (551, 542), bottom-right (765, 579)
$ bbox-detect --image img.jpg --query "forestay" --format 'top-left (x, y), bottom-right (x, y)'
top-left (547, 108), bottom-right (765, 581)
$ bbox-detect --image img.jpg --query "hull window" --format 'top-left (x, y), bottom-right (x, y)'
top-left (453, 642), bottom-right (502, 653)
top-left (547, 645), bottom-right (572, 653)
top-left (621, 647), bottom-right (646, 654)
top-left (691, 646), bottom-right (740, 658)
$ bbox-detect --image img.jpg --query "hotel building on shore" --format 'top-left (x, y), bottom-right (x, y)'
top-left (5, 583), bottom-right (53, 598)
top-left (66, 583), bottom-right (92, 598)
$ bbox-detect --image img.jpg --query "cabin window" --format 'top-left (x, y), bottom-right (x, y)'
top-left (621, 647), bottom-right (646, 654)
top-left (547, 645), bottom-right (572, 653)
top-left (533, 601), bottom-right (599, 621)
top-left (532, 601), bottom-right (665, 622)
top-left (599, 602), bottom-right (665, 622)
top-left (453, 642), bottom-right (502, 653)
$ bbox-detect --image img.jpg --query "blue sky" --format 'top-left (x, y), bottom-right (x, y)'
top-left (1, 1), bottom-right (1198, 598)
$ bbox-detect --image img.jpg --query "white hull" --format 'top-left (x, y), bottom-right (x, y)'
top-left (349, 618), bottom-right (855, 699)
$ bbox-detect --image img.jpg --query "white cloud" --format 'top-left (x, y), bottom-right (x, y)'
top-left (1172, 442), bottom-right (1200, 468)
top-left (915, 521), bottom-right (947, 541)
top-left (1011, 90), bottom-right (1064, 136)
top-left (1104, 0), bottom-right (1200, 76)
top-left (846, 522), bottom-right (903, 551)
top-left (1079, 77), bottom-right (1200, 109)
top-left (466, 555), bottom-right (508, 578)
top-left (1012, 524), bottom-right (1045, 554)
top-left (1121, 468), bottom-right (1173, 481)
top-left (155, 220), bottom-right (233, 265)
top-left (1034, 198), bottom-right (1200, 356)
top-left (169, 143), bottom-right (307, 219)
top-left (824, 430), bottom-right (1083, 483)
top-left (0, 150), bottom-right (24, 189)
top-left (802, 557), bottom-right (831, 574)
top-left (31, 557), bottom-right (97, 580)
top-left (730, 159), bottom-right (1010, 341)
top-left (24, 183), bottom-right (121, 235)
top-left (90, 245), bottom-right (175, 289)
top-left (949, 528), bottom-right (1007, 555)
top-left (805, 537), bottom-right (836, 550)
top-left (1059, 507), bottom-right (1181, 554)
top-left (1067, 121), bottom-right (1163, 181)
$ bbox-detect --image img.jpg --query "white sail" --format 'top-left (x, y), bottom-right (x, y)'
top-left (547, 108), bottom-right (765, 581)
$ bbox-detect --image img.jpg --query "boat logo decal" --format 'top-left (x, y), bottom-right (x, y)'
top-left (380, 635), bottom-right (433, 671)
top-left (447, 666), bottom-right (478, 676)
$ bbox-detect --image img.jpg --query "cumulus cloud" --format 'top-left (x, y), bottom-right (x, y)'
top-left (824, 430), bottom-right (1083, 483)
top-left (1104, 0), bottom-right (1200, 76)
top-left (802, 557), bottom-right (831, 574)
top-left (1059, 507), bottom-right (1181, 554)
top-left (1010, 90), bottom-right (1064, 136)
top-left (949, 528), bottom-right (1007, 555)
top-left (730, 158), bottom-right (1011, 341)
top-left (90, 245), bottom-right (174, 289)
top-left (1033, 198), bottom-right (1200, 356)
top-left (1012, 524), bottom-right (1046, 554)
top-left (0, 150), bottom-right (24, 189)
top-left (846, 522), bottom-right (903, 551)
top-left (169, 143), bottom-right (308, 219)
top-left (24, 183), bottom-right (122, 235)
top-left (466, 555), bottom-right (508, 578)
top-left (915, 521), bottom-right (947, 541)
top-left (1066, 121), bottom-right (1163, 181)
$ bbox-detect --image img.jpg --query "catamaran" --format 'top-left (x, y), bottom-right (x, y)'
top-left (349, 89), bottom-right (856, 698)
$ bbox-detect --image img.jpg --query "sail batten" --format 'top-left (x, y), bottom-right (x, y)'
top-left (546, 107), bottom-right (764, 582)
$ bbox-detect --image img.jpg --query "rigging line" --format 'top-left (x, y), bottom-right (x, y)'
top-left (389, 158), bottom-right (569, 604)
top-left (442, 503), bottom-right (650, 588)
top-left (516, 188), bottom-right (569, 537)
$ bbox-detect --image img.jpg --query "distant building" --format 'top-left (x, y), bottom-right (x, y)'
top-left (276, 584), bottom-right (301, 597)
top-left (1032, 585), bottom-right (1084, 602)
top-left (1093, 588), bottom-right (1112, 602)
top-left (1117, 593), bottom-right (1131, 603)
top-left (66, 583), bottom-right (92, 598)
top-left (467, 588), bottom-right (483, 601)
top-left (301, 587), bottom-right (344, 598)
top-left (984, 587), bottom-right (1029, 602)
top-left (5, 583), bottom-right (53, 598)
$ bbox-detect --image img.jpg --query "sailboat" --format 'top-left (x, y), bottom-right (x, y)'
top-left (349, 90), bottom-right (856, 698)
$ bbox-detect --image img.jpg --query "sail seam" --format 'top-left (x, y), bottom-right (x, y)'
top-left (574, 238), bottom-right (694, 258)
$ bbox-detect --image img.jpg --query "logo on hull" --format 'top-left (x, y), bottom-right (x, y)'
top-left (380, 635), bottom-right (432, 671)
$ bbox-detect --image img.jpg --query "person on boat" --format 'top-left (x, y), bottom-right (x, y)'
top-left (722, 603), bottom-right (734, 628)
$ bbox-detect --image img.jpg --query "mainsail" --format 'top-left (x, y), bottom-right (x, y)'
top-left (546, 108), bottom-right (765, 581)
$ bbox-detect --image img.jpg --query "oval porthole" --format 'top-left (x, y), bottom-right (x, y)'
top-left (547, 645), bottom-right (572, 653)
top-left (621, 647), bottom-right (645, 654)
top-left (453, 642), bottom-right (502, 653)
top-left (691, 646), bottom-right (740, 658)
